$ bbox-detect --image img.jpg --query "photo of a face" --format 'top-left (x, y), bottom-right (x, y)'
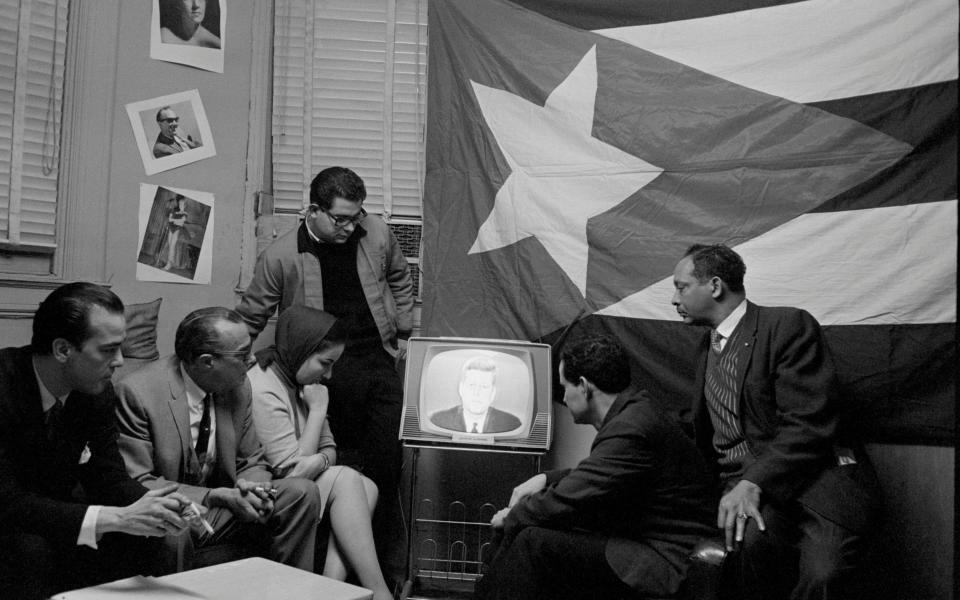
top-left (424, 350), bottom-right (528, 436)
top-left (159, 0), bottom-right (222, 49)
top-left (126, 89), bottom-right (216, 175)
top-left (151, 104), bottom-right (204, 159)
top-left (151, 0), bottom-right (226, 73)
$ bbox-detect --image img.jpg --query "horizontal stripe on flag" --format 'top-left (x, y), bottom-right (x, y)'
top-left (809, 81), bottom-right (957, 212)
top-left (595, 0), bottom-right (958, 103)
top-left (596, 200), bottom-right (957, 325)
top-left (821, 322), bottom-right (955, 444)
top-left (510, 0), bottom-right (808, 29)
top-left (564, 315), bottom-right (956, 444)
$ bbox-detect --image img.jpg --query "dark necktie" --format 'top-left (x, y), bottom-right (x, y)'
top-left (471, 422), bottom-right (479, 434)
top-left (195, 394), bottom-right (211, 458)
top-left (710, 329), bottom-right (724, 354)
top-left (45, 399), bottom-right (64, 443)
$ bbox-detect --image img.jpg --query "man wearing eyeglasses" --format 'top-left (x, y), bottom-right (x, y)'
top-left (152, 106), bottom-right (201, 158)
top-left (114, 307), bottom-right (323, 573)
top-left (237, 166), bottom-right (414, 570)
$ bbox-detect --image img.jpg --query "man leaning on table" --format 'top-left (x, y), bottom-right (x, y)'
top-left (114, 306), bottom-right (322, 572)
top-left (0, 282), bottom-right (192, 600)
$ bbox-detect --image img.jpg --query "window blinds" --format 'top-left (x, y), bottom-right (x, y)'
top-left (0, 0), bottom-right (68, 251)
top-left (272, 0), bottom-right (427, 218)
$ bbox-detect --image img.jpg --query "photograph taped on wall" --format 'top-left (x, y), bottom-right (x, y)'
top-left (136, 183), bottom-right (214, 284)
top-left (126, 89), bottom-right (216, 175)
top-left (151, 0), bottom-right (226, 73)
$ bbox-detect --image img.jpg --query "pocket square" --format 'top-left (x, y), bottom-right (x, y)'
top-left (78, 443), bottom-right (91, 464)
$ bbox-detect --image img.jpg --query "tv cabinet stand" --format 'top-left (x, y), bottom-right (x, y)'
top-left (398, 445), bottom-right (542, 600)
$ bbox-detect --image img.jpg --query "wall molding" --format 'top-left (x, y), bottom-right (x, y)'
top-left (55, 1), bottom-right (121, 282)
top-left (237, 1), bottom-right (274, 295)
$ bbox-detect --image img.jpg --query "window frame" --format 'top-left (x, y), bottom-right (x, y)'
top-left (0, 2), bottom-right (120, 312)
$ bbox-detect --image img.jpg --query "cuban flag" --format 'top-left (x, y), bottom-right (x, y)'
top-left (421, 0), bottom-right (957, 443)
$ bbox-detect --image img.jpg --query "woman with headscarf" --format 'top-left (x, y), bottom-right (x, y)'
top-left (247, 305), bottom-right (392, 600)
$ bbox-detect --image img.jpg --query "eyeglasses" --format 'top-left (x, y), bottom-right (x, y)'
top-left (323, 208), bottom-right (366, 229)
top-left (159, 117), bottom-right (180, 123)
top-left (214, 349), bottom-right (255, 366)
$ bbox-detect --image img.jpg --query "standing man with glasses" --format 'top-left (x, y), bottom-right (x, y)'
top-left (152, 106), bottom-right (201, 158)
top-left (236, 166), bottom-right (414, 575)
top-left (114, 307), bottom-right (322, 573)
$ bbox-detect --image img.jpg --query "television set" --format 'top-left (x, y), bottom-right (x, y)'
top-left (399, 337), bottom-right (553, 454)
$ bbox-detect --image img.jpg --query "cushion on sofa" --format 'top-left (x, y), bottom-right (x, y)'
top-left (121, 298), bottom-right (161, 360)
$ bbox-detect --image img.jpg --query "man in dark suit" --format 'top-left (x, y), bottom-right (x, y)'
top-left (0, 283), bottom-right (191, 600)
top-left (115, 307), bottom-right (322, 572)
top-left (429, 356), bottom-right (521, 434)
top-left (475, 336), bottom-right (716, 600)
top-left (671, 244), bottom-right (878, 600)
top-left (152, 106), bottom-right (201, 158)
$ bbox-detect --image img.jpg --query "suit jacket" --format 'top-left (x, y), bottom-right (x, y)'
top-left (691, 301), bottom-right (876, 531)
top-left (0, 346), bottom-right (146, 545)
top-left (114, 356), bottom-right (272, 505)
top-left (152, 132), bottom-right (199, 158)
top-left (504, 392), bottom-right (716, 595)
top-left (429, 405), bottom-right (521, 433)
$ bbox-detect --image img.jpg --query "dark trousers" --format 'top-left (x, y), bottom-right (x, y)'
top-left (326, 349), bottom-right (403, 495)
top-left (0, 531), bottom-right (160, 600)
top-left (326, 348), bottom-right (404, 570)
top-left (475, 527), bottom-right (635, 600)
top-left (168, 477), bottom-right (321, 573)
top-left (737, 500), bottom-right (867, 600)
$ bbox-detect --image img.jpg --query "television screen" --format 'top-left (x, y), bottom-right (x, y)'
top-left (400, 337), bottom-right (553, 453)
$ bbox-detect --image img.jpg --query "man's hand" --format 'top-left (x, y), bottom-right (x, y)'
top-left (395, 339), bottom-right (409, 369)
top-left (490, 507), bottom-right (510, 530)
top-left (207, 479), bottom-right (275, 523)
top-left (508, 473), bottom-right (546, 508)
top-left (301, 383), bottom-right (330, 412)
top-left (718, 479), bottom-right (765, 551)
top-left (98, 483), bottom-right (190, 538)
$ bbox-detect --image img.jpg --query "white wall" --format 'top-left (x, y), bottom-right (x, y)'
top-left (105, 1), bottom-right (259, 354)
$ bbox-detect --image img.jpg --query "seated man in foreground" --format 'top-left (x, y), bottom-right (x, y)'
top-left (115, 307), bottom-right (322, 572)
top-left (0, 283), bottom-right (191, 599)
top-left (476, 335), bottom-right (716, 600)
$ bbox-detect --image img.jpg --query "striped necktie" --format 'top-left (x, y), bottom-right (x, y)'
top-left (710, 329), bottom-right (724, 353)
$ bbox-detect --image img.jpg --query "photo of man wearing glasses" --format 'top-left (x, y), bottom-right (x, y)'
top-left (152, 106), bottom-right (202, 158)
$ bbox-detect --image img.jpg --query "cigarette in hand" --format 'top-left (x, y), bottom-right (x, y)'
top-left (183, 501), bottom-right (215, 534)
top-left (254, 486), bottom-right (279, 500)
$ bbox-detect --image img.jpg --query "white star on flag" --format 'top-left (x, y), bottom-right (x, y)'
top-left (469, 45), bottom-right (661, 296)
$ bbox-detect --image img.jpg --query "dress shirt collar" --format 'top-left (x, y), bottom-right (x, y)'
top-left (179, 362), bottom-right (207, 409)
top-left (305, 220), bottom-right (323, 245)
top-left (464, 411), bottom-right (486, 434)
top-left (715, 299), bottom-right (748, 347)
top-left (32, 357), bottom-right (68, 412)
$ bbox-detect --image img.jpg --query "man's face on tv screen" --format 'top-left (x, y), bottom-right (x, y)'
top-left (459, 369), bottom-right (495, 416)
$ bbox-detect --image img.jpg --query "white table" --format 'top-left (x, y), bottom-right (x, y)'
top-left (52, 556), bottom-right (373, 600)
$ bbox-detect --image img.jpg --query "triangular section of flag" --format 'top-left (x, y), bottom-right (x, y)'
top-left (422, 0), bottom-right (956, 443)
